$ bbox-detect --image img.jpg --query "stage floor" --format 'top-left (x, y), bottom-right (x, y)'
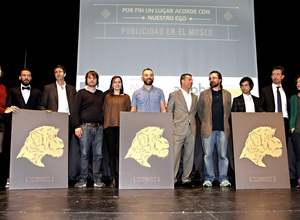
top-left (0, 186), bottom-right (299, 220)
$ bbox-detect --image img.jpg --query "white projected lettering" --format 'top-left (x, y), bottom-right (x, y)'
top-left (94, 4), bottom-right (238, 41)
top-left (77, 0), bottom-right (258, 98)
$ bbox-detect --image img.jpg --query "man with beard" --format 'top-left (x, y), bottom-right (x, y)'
top-left (7, 68), bottom-right (41, 110)
top-left (131, 68), bottom-right (166, 112)
top-left (198, 70), bottom-right (232, 187)
top-left (4, 68), bottom-right (40, 188)
top-left (167, 74), bottom-right (198, 187)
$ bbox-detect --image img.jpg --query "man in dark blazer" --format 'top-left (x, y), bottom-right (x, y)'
top-left (231, 77), bottom-right (263, 112)
top-left (7, 68), bottom-right (41, 110)
top-left (40, 65), bottom-right (76, 113)
top-left (260, 66), bottom-right (294, 181)
top-left (167, 73), bottom-right (198, 187)
top-left (260, 66), bottom-right (290, 134)
top-left (39, 65), bottom-right (77, 185)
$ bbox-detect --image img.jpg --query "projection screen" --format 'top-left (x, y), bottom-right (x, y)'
top-left (77, 0), bottom-right (258, 98)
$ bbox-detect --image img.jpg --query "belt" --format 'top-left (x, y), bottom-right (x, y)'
top-left (81, 123), bottom-right (101, 127)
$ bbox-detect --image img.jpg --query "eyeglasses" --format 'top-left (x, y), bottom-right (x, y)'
top-left (113, 81), bottom-right (122, 84)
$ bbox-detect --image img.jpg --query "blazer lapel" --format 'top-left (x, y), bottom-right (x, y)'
top-left (54, 83), bottom-right (58, 104)
top-left (191, 93), bottom-right (197, 112)
top-left (178, 90), bottom-right (189, 112)
top-left (18, 87), bottom-right (26, 107)
top-left (240, 95), bottom-right (246, 112)
top-left (268, 86), bottom-right (275, 107)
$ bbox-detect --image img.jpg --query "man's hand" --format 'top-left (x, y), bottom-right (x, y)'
top-left (4, 106), bottom-right (19, 113)
top-left (75, 127), bottom-right (83, 138)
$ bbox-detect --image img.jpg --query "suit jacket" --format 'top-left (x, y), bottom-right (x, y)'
top-left (167, 90), bottom-right (198, 136)
top-left (7, 86), bottom-right (41, 110)
top-left (198, 88), bottom-right (231, 139)
top-left (231, 94), bottom-right (263, 112)
top-left (260, 85), bottom-right (290, 116)
top-left (39, 83), bottom-right (77, 113)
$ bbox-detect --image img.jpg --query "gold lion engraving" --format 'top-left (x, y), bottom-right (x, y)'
top-left (125, 126), bottom-right (169, 167)
top-left (16, 126), bottom-right (64, 167)
top-left (239, 126), bottom-right (282, 167)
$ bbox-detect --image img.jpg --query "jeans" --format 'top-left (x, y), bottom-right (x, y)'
top-left (202, 131), bottom-right (229, 183)
top-left (79, 124), bottom-right (103, 183)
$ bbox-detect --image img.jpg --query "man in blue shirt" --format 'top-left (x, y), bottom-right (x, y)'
top-left (131, 68), bottom-right (166, 112)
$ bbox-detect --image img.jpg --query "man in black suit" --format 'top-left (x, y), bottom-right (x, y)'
top-left (3, 68), bottom-right (41, 189)
top-left (40, 65), bottom-right (76, 113)
top-left (232, 77), bottom-right (263, 112)
top-left (260, 66), bottom-right (295, 182)
top-left (7, 68), bottom-right (41, 110)
top-left (260, 66), bottom-right (290, 134)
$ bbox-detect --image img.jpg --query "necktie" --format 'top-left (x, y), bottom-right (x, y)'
top-left (22, 86), bottom-right (30, 90)
top-left (277, 86), bottom-right (282, 113)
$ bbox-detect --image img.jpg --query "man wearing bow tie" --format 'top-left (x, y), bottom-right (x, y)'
top-left (7, 68), bottom-right (41, 110)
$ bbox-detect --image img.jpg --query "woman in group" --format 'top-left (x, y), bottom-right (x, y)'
top-left (0, 65), bottom-right (19, 153)
top-left (290, 74), bottom-right (300, 188)
top-left (0, 65), bottom-right (19, 188)
top-left (103, 76), bottom-right (131, 188)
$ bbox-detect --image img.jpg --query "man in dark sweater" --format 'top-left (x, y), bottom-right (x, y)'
top-left (72, 71), bottom-right (105, 188)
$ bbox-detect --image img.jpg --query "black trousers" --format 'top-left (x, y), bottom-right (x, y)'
top-left (291, 131), bottom-right (300, 179)
top-left (103, 127), bottom-right (120, 180)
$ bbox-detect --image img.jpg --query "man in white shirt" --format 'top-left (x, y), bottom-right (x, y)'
top-left (260, 66), bottom-right (290, 130)
top-left (167, 74), bottom-right (198, 187)
top-left (260, 66), bottom-right (294, 180)
top-left (231, 77), bottom-right (263, 113)
top-left (39, 65), bottom-right (77, 186)
top-left (40, 65), bottom-right (76, 113)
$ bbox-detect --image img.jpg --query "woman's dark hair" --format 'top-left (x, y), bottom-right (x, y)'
top-left (295, 74), bottom-right (300, 85)
top-left (109, 76), bottom-right (124, 95)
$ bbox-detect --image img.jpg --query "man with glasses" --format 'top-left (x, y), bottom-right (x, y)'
top-left (198, 70), bottom-right (232, 187)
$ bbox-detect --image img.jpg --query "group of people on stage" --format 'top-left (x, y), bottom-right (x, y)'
top-left (0, 64), bottom-right (300, 189)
